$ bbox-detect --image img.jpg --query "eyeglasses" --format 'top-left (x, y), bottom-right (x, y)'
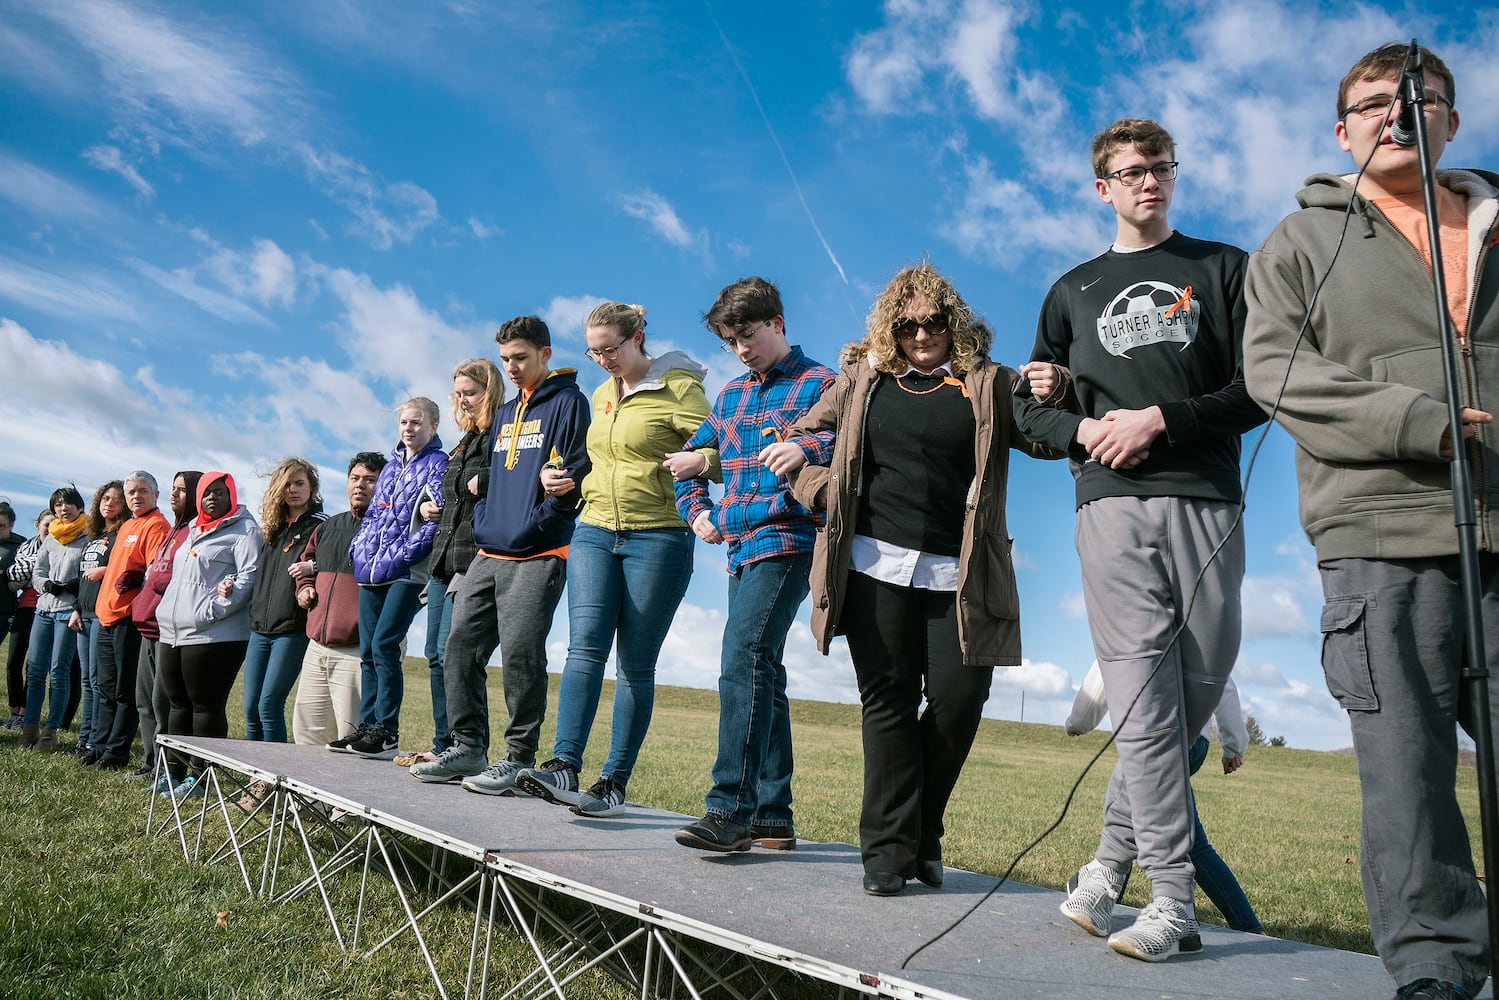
top-left (1101, 161), bottom-right (1179, 187)
top-left (1340, 92), bottom-right (1454, 121)
top-left (892, 314), bottom-right (949, 340)
top-left (585, 335), bottom-right (633, 363)
top-left (719, 319), bottom-right (775, 353)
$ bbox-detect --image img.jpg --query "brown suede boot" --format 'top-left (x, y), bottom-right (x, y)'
top-left (19, 723), bottom-right (39, 749)
top-left (37, 727), bottom-right (58, 752)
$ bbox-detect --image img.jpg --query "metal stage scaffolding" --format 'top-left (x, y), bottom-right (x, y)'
top-left (145, 735), bottom-right (1419, 1000)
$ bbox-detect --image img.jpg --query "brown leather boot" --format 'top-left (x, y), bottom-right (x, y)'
top-left (37, 727), bottom-right (58, 752)
top-left (19, 723), bottom-right (39, 749)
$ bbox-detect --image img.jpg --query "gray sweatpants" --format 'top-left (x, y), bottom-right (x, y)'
top-left (1320, 554), bottom-right (1497, 995)
top-left (443, 554), bottom-right (566, 763)
top-left (136, 638), bottom-right (171, 769)
top-left (1077, 495), bottom-right (1244, 904)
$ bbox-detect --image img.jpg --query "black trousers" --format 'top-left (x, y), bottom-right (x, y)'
top-left (93, 619), bottom-right (142, 765)
top-left (842, 571), bottom-right (993, 876)
top-left (157, 641), bottom-right (246, 780)
top-left (6, 606), bottom-right (34, 710)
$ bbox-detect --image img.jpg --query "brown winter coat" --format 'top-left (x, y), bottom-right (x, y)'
top-left (786, 350), bottom-right (1062, 666)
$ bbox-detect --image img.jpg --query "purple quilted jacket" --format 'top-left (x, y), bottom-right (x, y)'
top-left (351, 435), bottom-right (449, 586)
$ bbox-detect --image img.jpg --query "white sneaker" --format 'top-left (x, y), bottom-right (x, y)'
top-left (1059, 859), bottom-right (1126, 936)
top-left (1107, 896), bottom-right (1201, 962)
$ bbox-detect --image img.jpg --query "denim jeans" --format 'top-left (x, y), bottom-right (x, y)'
top-left (1187, 735), bottom-right (1262, 932)
top-left (704, 553), bottom-right (811, 827)
top-left (425, 575), bottom-right (455, 752)
top-left (76, 615), bottom-right (99, 747)
top-left (24, 609), bottom-right (74, 728)
top-left (242, 630), bottom-right (312, 742)
top-left (357, 580), bottom-right (425, 737)
top-left (552, 524), bottom-right (693, 785)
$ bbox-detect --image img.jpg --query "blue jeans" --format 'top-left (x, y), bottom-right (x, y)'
top-left (425, 576), bottom-right (455, 752)
top-left (242, 630), bottom-right (311, 742)
top-left (24, 609), bottom-right (74, 728)
top-left (76, 616), bottom-right (99, 747)
top-left (1186, 735), bottom-right (1263, 932)
top-left (358, 580), bottom-right (425, 737)
top-left (553, 524), bottom-right (693, 785)
top-left (704, 553), bottom-right (811, 827)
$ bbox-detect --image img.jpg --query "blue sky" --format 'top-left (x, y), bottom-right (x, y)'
top-left (4, 0), bottom-right (1497, 751)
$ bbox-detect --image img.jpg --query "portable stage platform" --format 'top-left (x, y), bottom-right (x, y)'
top-left (146, 734), bottom-right (1437, 1000)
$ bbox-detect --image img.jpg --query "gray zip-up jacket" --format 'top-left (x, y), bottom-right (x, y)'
top-left (32, 528), bottom-right (88, 615)
top-left (157, 506), bottom-right (263, 646)
top-left (1243, 168), bottom-right (1499, 560)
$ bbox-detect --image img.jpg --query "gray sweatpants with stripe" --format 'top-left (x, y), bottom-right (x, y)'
top-left (1077, 495), bottom-right (1244, 904)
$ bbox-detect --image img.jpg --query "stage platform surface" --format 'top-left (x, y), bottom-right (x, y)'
top-left (165, 736), bottom-right (1483, 1000)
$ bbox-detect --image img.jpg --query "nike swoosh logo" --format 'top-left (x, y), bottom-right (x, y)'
top-left (1081, 277), bottom-right (1102, 291)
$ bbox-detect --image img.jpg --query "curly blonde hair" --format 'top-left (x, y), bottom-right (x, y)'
top-left (260, 457), bottom-right (321, 540)
top-left (863, 262), bottom-right (990, 376)
top-left (451, 358), bottom-right (505, 434)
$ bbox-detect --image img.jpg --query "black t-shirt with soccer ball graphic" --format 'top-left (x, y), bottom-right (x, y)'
top-left (1026, 231), bottom-right (1267, 509)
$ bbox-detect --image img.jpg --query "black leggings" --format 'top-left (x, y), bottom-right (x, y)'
top-left (157, 641), bottom-right (246, 779)
top-left (6, 606), bottom-right (34, 711)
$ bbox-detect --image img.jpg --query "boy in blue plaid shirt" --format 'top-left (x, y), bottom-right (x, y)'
top-left (666, 276), bottom-right (836, 852)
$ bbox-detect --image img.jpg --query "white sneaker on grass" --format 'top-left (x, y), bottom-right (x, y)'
top-left (1107, 896), bottom-right (1201, 962)
top-left (1059, 859), bottom-right (1126, 937)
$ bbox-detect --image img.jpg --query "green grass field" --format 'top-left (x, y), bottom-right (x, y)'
top-left (0, 650), bottom-right (1486, 998)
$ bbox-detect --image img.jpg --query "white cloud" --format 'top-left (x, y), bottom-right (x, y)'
top-left (1059, 590), bottom-right (1087, 620)
top-left (1240, 573), bottom-right (1311, 638)
top-left (202, 238), bottom-right (297, 308)
top-left (467, 216), bottom-right (500, 240)
top-left (1234, 658), bottom-right (1287, 687)
top-left (0, 255), bottom-right (136, 321)
top-left (300, 148), bottom-right (442, 250)
top-left (616, 190), bottom-right (702, 251)
top-left (126, 256), bottom-right (269, 326)
top-left (539, 294), bottom-right (607, 344)
top-left (82, 144), bottom-right (153, 198)
top-left (0, 152), bottom-right (118, 223)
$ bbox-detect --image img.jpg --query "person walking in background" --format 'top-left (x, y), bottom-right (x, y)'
top-left (128, 471), bottom-right (201, 778)
top-left (343, 398), bottom-right (448, 760)
top-left (667, 277), bottom-right (836, 854)
top-left (71, 480), bottom-right (126, 759)
top-left (411, 316), bottom-right (590, 793)
top-left (155, 471), bottom-right (261, 798)
top-left (90, 472), bottom-right (171, 770)
top-left (21, 486), bottom-right (89, 752)
top-left (516, 302), bottom-right (709, 817)
top-left (397, 360), bottom-right (504, 767)
top-left (243, 457), bottom-right (326, 744)
top-left (785, 264), bottom-right (1060, 895)
top-left (292, 453), bottom-right (385, 748)
top-left (1066, 664), bottom-right (1265, 933)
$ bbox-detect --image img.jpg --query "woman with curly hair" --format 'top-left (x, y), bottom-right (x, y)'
top-left (398, 359), bottom-right (505, 767)
top-left (70, 480), bottom-right (126, 757)
top-left (241, 458), bottom-right (325, 744)
top-left (785, 262), bottom-right (1060, 895)
top-left (22, 486), bottom-right (90, 751)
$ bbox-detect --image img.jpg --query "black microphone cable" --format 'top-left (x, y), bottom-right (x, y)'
top-left (901, 113), bottom-right (1392, 970)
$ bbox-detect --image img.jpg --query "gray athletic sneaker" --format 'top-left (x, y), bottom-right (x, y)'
top-left (570, 777), bottom-right (626, 817)
top-left (409, 744), bottom-right (487, 783)
top-left (1059, 859), bottom-right (1127, 937)
top-left (515, 758), bottom-right (581, 805)
top-left (1107, 896), bottom-right (1201, 961)
top-left (461, 758), bottom-right (526, 796)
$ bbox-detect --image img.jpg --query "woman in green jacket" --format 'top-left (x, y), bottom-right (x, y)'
top-left (516, 301), bottom-right (712, 817)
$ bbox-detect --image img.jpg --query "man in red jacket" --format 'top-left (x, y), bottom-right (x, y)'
top-left (292, 453), bottom-right (385, 747)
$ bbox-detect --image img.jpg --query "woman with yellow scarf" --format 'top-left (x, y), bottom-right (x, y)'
top-left (21, 486), bottom-right (89, 752)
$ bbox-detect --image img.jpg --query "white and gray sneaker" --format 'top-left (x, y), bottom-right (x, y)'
top-left (1059, 859), bottom-right (1127, 937)
top-left (516, 758), bottom-right (581, 805)
top-left (409, 744), bottom-right (487, 783)
top-left (570, 778), bottom-right (626, 817)
top-left (1108, 896), bottom-right (1201, 962)
top-left (461, 759), bottom-right (526, 796)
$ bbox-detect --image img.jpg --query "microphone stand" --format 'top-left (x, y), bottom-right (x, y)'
top-left (1398, 37), bottom-right (1499, 976)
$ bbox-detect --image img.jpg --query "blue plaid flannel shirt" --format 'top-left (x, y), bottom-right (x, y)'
top-left (674, 344), bottom-right (836, 573)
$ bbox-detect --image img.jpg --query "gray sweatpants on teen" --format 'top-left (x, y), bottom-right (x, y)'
top-left (1077, 495), bottom-right (1244, 904)
top-left (136, 638), bottom-right (171, 769)
top-left (443, 554), bottom-right (566, 764)
top-left (1320, 554), bottom-right (1497, 996)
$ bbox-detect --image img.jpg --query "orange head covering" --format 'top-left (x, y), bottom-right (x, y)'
top-left (194, 471), bottom-right (239, 534)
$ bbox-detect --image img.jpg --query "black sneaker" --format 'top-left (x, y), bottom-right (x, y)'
top-left (750, 823), bottom-right (796, 850)
top-left (350, 726), bottom-right (399, 760)
top-left (327, 725), bottom-right (370, 754)
top-left (674, 814), bottom-right (752, 852)
top-left (1396, 981), bottom-right (1473, 1000)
